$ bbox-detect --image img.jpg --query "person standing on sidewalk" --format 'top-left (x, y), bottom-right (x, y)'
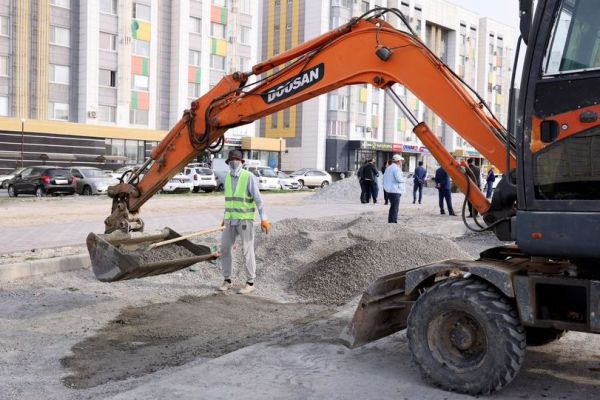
top-left (381, 160), bottom-right (391, 205)
top-left (219, 150), bottom-right (271, 295)
top-left (486, 168), bottom-right (496, 198)
top-left (383, 154), bottom-right (406, 223)
top-left (412, 161), bottom-right (427, 204)
top-left (357, 160), bottom-right (369, 204)
top-left (361, 159), bottom-right (378, 203)
top-left (435, 166), bottom-right (456, 216)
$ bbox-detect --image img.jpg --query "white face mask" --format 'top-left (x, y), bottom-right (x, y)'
top-left (229, 160), bottom-right (241, 172)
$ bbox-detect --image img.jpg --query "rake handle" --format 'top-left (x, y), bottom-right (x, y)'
top-left (148, 226), bottom-right (224, 249)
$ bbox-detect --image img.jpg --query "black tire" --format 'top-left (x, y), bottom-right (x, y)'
top-left (82, 185), bottom-right (93, 196)
top-left (7, 185), bottom-right (17, 197)
top-left (525, 327), bottom-right (566, 346)
top-left (407, 277), bottom-right (526, 395)
top-left (203, 188), bottom-right (214, 193)
top-left (217, 183), bottom-right (224, 192)
top-left (1, 179), bottom-right (7, 189)
top-left (192, 187), bottom-right (200, 193)
top-left (35, 186), bottom-right (45, 197)
top-left (298, 179), bottom-right (304, 190)
top-left (321, 181), bottom-right (329, 188)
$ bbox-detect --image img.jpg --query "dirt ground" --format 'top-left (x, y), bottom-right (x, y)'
top-left (1, 190), bottom-right (599, 399)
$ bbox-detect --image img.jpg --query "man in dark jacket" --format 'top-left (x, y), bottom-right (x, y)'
top-left (467, 158), bottom-right (481, 217)
top-left (486, 168), bottom-right (496, 198)
top-left (362, 159), bottom-right (379, 203)
top-left (412, 161), bottom-right (427, 204)
top-left (357, 162), bottom-right (367, 204)
top-left (435, 166), bottom-right (456, 216)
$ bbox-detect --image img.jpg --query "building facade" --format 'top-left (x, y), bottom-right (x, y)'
top-left (0, 0), bottom-right (259, 174)
top-left (258, 0), bottom-right (516, 174)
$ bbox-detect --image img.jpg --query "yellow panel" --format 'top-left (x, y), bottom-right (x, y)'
top-left (359, 88), bottom-right (367, 102)
top-left (216, 39), bottom-right (228, 56)
top-left (136, 21), bottom-right (151, 41)
top-left (242, 137), bottom-right (286, 151)
top-left (37, 0), bottom-right (49, 120)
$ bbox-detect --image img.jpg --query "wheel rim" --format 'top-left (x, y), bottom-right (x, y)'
top-left (84, 187), bottom-right (91, 195)
top-left (321, 181), bottom-right (329, 188)
top-left (8, 186), bottom-right (14, 196)
top-left (36, 188), bottom-right (43, 197)
top-left (427, 310), bottom-right (487, 372)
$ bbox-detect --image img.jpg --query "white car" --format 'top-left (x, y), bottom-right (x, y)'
top-left (244, 165), bottom-right (280, 190)
top-left (277, 171), bottom-right (300, 190)
top-left (161, 173), bottom-right (193, 193)
top-left (183, 166), bottom-right (218, 193)
top-left (0, 167), bottom-right (26, 189)
top-left (289, 169), bottom-right (332, 189)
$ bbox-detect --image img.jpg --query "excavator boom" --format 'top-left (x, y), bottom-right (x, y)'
top-left (103, 13), bottom-right (515, 235)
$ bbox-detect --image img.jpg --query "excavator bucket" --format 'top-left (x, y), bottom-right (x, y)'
top-left (340, 270), bottom-right (416, 348)
top-left (86, 227), bottom-right (218, 282)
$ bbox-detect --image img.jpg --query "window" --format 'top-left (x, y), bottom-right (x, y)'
top-left (372, 103), bottom-right (379, 115)
top-left (98, 105), bottom-right (116, 123)
top-left (330, 16), bottom-right (349, 29)
top-left (99, 69), bottom-right (116, 87)
top-left (239, 0), bottom-right (251, 14)
top-left (544, 0), bottom-right (600, 75)
top-left (49, 64), bottom-right (70, 84)
top-left (239, 26), bottom-right (251, 45)
top-left (132, 74), bottom-right (149, 91)
top-left (50, 26), bottom-right (70, 47)
top-left (132, 39), bottom-right (150, 57)
top-left (0, 96), bottom-right (8, 116)
top-left (190, 17), bottom-right (202, 34)
top-left (132, 3), bottom-right (150, 21)
top-left (99, 32), bottom-right (117, 51)
top-left (0, 55), bottom-right (7, 76)
top-left (0, 15), bottom-right (8, 36)
top-left (358, 101), bottom-right (367, 113)
top-left (48, 102), bottom-right (69, 121)
top-left (188, 82), bottom-right (202, 98)
top-left (211, 22), bottom-right (226, 39)
top-left (130, 109), bottom-right (149, 125)
top-left (332, 0), bottom-right (351, 8)
top-left (361, 1), bottom-right (369, 13)
top-left (328, 94), bottom-right (349, 111)
top-left (239, 56), bottom-right (250, 72)
top-left (50, 0), bottom-right (70, 8)
top-left (100, 0), bottom-right (117, 14)
top-left (212, 0), bottom-right (227, 6)
top-left (327, 120), bottom-right (348, 137)
top-left (210, 54), bottom-right (225, 70)
top-left (189, 49), bottom-right (201, 65)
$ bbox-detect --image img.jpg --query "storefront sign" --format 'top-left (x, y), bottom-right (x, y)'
top-left (224, 137), bottom-right (242, 147)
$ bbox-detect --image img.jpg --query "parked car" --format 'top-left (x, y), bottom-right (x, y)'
top-left (70, 167), bottom-right (118, 195)
top-left (183, 166), bottom-right (217, 193)
top-left (7, 166), bottom-right (76, 197)
top-left (289, 169), bottom-right (332, 189)
top-left (0, 167), bottom-right (26, 189)
top-left (244, 165), bottom-right (280, 190)
top-left (277, 171), bottom-right (300, 190)
top-left (110, 164), bottom-right (149, 183)
top-left (161, 173), bottom-right (193, 193)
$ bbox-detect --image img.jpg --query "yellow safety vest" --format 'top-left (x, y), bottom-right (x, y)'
top-left (224, 170), bottom-right (256, 220)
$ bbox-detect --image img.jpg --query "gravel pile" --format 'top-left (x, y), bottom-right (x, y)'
top-left (196, 214), bottom-right (469, 304)
top-left (125, 244), bottom-right (196, 265)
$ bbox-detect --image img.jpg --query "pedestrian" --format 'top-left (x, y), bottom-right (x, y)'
top-left (486, 168), bottom-right (496, 199)
top-left (362, 159), bottom-right (378, 203)
top-left (381, 160), bottom-right (391, 205)
top-left (412, 161), bottom-right (427, 204)
top-left (435, 166), bottom-right (456, 216)
top-left (383, 154), bottom-right (406, 223)
top-left (357, 160), bottom-right (369, 204)
top-left (218, 150), bottom-right (271, 294)
top-left (369, 160), bottom-right (380, 203)
top-left (466, 158), bottom-right (481, 217)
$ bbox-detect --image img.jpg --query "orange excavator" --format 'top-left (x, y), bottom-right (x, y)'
top-left (87, 1), bottom-right (600, 395)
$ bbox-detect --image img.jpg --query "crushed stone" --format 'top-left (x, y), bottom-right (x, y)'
top-left (123, 244), bottom-right (196, 264)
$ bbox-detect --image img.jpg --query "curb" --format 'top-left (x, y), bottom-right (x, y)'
top-left (0, 253), bottom-right (90, 282)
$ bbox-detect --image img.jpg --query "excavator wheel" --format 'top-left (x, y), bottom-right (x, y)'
top-left (525, 327), bottom-right (566, 346)
top-left (407, 277), bottom-right (526, 395)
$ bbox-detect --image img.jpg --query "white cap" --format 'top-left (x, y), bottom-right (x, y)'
top-left (392, 154), bottom-right (404, 162)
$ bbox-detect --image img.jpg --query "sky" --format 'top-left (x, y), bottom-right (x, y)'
top-left (447, 0), bottom-right (520, 29)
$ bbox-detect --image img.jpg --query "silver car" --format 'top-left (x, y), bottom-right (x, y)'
top-left (70, 167), bottom-right (119, 195)
top-left (0, 167), bottom-right (26, 189)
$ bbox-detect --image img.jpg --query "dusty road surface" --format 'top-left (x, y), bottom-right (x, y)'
top-left (1, 184), bottom-right (599, 399)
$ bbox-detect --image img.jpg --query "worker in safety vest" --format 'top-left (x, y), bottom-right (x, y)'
top-left (219, 150), bottom-right (271, 294)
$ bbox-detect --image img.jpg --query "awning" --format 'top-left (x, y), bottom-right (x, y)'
top-left (242, 137), bottom-right (286, 152)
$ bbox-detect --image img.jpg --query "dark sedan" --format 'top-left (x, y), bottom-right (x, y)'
top-left (7, 166), bottom-right (76, 197)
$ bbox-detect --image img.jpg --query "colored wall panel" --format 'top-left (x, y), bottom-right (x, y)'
top-left (211, 5), bottom-right (227, 24)
top-left (188, 66), bottom-right (201, 83)
top-left (131, 91), bottom-right (150, 110)
top-left (132, 57), bottom-right (150, 76)
top-left (132, 20), bottom-right (151, 41)
top-left (359, 88), bottom-right (367, 102)
top-left (211, 38), bottom-right (228, 56)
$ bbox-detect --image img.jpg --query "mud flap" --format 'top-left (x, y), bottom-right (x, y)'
top-left (87, 227), bottom-right (218, 282)
top-left (340, 270), bottom-right (416, 348)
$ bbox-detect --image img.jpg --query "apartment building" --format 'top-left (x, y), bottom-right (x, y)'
top-left (0, 0), bottom-right (259, 173)
top-left (258, 0), bottom-right (517, 174)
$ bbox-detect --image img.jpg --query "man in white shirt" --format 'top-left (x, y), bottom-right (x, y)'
top-left (382, 154), bottom-right (406, 223)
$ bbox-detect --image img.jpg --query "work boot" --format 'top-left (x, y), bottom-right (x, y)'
top-left (238, 283), bottom-right (255, 294)
top-left (440, 210), bottom-right (446, 215)
top-left (449, 212), bottom-right (457, 216)
top-left (218, 280), bottom-right (232, 292)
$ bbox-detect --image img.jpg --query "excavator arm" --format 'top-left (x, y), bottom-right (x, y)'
top-left (104, 10), bottom-right (516, 234)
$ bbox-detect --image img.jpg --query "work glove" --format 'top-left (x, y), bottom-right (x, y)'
top-left (261, 220), bottom-right (271, 234)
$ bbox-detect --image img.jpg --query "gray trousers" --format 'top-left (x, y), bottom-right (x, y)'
top-left (220, 220), bottom-right (256, 283)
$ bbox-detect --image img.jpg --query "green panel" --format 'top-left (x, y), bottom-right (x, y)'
top-left (131, 92), bottom-right (138, 110)
top-left (132, 20), bottom-right (139, 40)
top-left (142, 58), bottom-right (149, 76)
top-left (221, 8), bottom-right (227, 24)
top-left (211, 38), bottom-right (217, 54)
top-left (397, 119), bottom-right (401, 131)
top-left (195, 68), bottom-right (201, 83)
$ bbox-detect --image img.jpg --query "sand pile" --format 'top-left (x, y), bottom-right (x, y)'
top-left (195, 214), bottom-right (470, 304)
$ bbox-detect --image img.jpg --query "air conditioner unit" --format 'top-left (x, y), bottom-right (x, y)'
top-left (228, 36), bottom-right (236, 43)
top-left (88, 111), bottom-right (97, 118)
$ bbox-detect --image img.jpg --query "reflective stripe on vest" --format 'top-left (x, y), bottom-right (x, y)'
top-left (224, 170), bottom-right (256, 220)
